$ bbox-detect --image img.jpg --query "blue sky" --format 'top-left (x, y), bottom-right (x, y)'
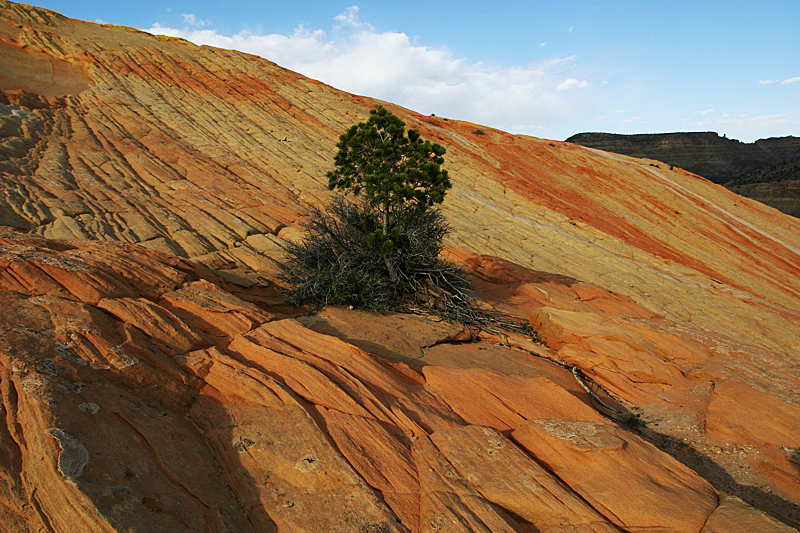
top-left (36, 0), bottom-right (799, 142)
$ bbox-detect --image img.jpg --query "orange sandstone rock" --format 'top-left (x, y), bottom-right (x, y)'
top-left (430, 425), bottom-right (620, 532)
top-left (513, 419), bottom-right (718, 533)
top-left (1, 1), bottom-right (800, 530)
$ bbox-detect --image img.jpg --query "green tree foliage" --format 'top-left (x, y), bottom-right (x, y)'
top-left (280, 105), bottom-right (463, 311)
top-left (327, 105), bottom-right (451, 237)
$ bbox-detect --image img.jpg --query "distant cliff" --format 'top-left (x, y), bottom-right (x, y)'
top-left (566, 132), bottom-right (800, 184)
top-left (724, 156), bottom-right (800, 217)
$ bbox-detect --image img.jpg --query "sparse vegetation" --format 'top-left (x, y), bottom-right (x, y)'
top-left (620, 412), bottom-right (647, 430)
top-left (280, 105), bottom-right (466, 314)
top-left (279, 106), bottom-right (541, 339)
top-left (278, 195), bottom-right (468, 313)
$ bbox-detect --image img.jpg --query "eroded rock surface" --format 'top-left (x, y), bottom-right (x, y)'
top-left (1, 2), bottom-right (800, 531)
top-left (1, 0), bottom-right (799, 366)
top-left (1, 231), bottom-right (798, 532)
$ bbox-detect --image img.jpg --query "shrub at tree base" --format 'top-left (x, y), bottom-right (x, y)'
top-left (278, 196), bottom-right (469, 313)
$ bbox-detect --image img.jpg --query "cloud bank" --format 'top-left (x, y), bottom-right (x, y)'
top-left (142, 7), bottom-right (796, 142)
top-left (144, 6), bottom-right (589, 137)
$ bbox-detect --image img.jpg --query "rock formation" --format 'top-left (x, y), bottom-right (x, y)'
top-left (725, 156), bottom-right (800, 217)
top-left (1, 2), bottom-right (800, 531)
top-left (565, 132), bottom-right (800, 184)
top-left (566, 132), bottom-right (800, 218)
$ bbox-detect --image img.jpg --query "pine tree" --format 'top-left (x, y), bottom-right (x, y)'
top-left (279, 107), bottom-right (541, 341)
top-left (327, 105), bottom-right (451, 238)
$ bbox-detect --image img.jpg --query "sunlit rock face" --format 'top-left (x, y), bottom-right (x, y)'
top-left (1, 2), bottom-right (800, 531)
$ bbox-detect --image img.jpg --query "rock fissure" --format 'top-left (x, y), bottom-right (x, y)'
top-left (29, 487), bottom-right (57, 533)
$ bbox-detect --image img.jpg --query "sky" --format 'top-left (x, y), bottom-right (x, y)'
top-left (35, 0), bottom-right (800, 143)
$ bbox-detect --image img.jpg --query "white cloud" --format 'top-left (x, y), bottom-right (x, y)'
top-left (757, 77), bottom-right (799, 85)
top-left (181, 13), bottom-right (208, 28)
top-left (143, 8), bottom-right (592, 137)
top-left (620, 116), bottom-right (642, 124)
top-left (568, 26), bottom-right (573, 32)
top-left (540, 42), bottom-right (546, 46)
top-left (694, 108), bottom-right (714, 115)
top-left (333, 6), bottom-right (371, 29)
top-left (556, 78), bottom-right (588, 91)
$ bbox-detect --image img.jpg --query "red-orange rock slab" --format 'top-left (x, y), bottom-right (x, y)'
top-left (557, 342), bottom-right (697, 409)
top-left (160, 279), bottom-right (272, 338)
top-left (424, 367), bottom-right (604, 432)
top-left (297, 306), bottom-right (467, 367)
top-left (705, 378), bottom-right (800, 498)
top-left (192, 400), bottom-right (405, 532)
top-left (512, 419), bottom-right (718, 532)
top-left (228, 331), bottom-right (374, 418)
top-left (430, 425), bottom-right (620, 532)
top-left (320, 407), bottom-right (420, 528)
top-left (5, 367), bottom-right (252, 532)
top-left (258, 318), bottom-right (424, 398)
top-left (531, 307), bottom-right (623, 349)
top-left (413, 436), bottom-right (527, 532)
top-left (181, 346), bottom-right (299, 408)
top-left (706, 378), bottom-right (800, 450)
top-left (96, 296), bottom-right (207, 354)
top-left (238, 320), bottom-right (464, 434)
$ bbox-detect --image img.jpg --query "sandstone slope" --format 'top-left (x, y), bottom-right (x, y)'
top-left (1, 229), bottom-right (798, 532)
top-left (1, 1), bottom-right (800, 531)
top-left (1, 1), bottom-right (799, 359)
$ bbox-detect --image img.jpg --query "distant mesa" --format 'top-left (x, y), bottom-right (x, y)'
top-left (566, 131), bottom-right (800, 217)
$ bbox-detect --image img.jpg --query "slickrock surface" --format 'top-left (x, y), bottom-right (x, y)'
top-left (2, 2), bottom-right (800, 532)
top-left (3, 229), bottom-right (797, 532)
top-left (2, 0), bottom-right (800, 362)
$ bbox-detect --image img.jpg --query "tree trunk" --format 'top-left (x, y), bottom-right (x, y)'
top-left (381, 203), bottom-right (389, 235)
top-left (381, 202), bottom-right (398, 281)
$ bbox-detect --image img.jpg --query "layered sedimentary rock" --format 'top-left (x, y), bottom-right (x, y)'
top-left (2, 229), bottom-right (798, 532)
top-left (1, 2), bottom-right (800, 531)
top-left (725, 157), bottom-right (800, 217)
top-left (726, 179), bottom-right (800, 218)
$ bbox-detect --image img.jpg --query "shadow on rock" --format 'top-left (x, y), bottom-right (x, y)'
top-left (635, 425), bottom-right (800, 530)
